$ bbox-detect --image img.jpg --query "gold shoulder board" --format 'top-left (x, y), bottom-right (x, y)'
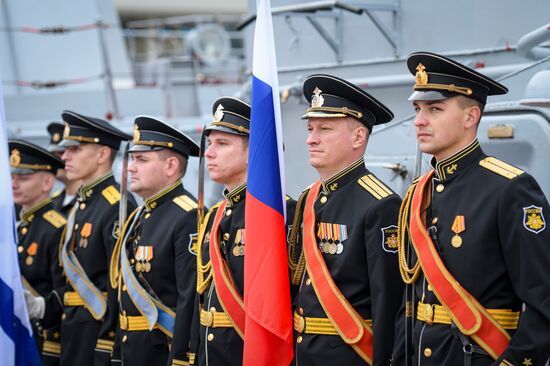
top-left (101, 185), bottom-right (121, 205)
top-left (479, 157), bottom-right (524, 180)
top-left (357, 174), bottom-right (393, 200)
top-left (43, 210), bottom-right (67, 228)
top-left (173, 195), bottom-right (199, 212)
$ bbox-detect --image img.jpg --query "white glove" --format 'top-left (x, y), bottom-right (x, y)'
top-left (24, 290), bottom-right (45, 319)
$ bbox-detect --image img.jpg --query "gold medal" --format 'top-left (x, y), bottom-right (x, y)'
top-left (145, 262), bottom-right (151, 272)
top-left (329, 243), bottom-right (337, 255)
top-left (451, 235), bottom-right (462, 248)
top-left (233, 246), bottom-right (240, 257)
top-left (135, 262), bottom-right (142, 272)
top-left (26, 256), bottom-right (33, 265)
top-left (239, 246), bottom-right (245, 256)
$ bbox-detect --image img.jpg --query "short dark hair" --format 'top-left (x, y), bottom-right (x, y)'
top-left (457, 96), bottom-right (485, 121)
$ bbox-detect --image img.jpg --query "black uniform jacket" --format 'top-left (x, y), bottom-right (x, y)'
top-left (18, 197), bottom-right (66, 361)
top-left (393, 140), bottom-right (550, 366)
top-left (194, 183), bottom-right (296, 366)
top-left (116, 181), bottom-right (198, 366)
top-left (293, 157), bottom-right (403, 366)
top-left (42, 172), bottom-right (136, 366)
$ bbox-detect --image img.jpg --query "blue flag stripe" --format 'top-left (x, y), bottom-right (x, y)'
top-left (248, 76), bottom-right (284, 215)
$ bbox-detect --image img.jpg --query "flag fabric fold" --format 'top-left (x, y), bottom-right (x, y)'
top-left (244, 0), bottom-right (294, 364)
top-left (0, 78), bottom-right (42, 365)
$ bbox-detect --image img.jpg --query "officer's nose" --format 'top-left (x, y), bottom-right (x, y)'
top-left (204, 144), bottom-right (215, 159)
top-left (306, 129), bottom-right (318, 146)
top-left (414, 111), bottom-right (428, 128)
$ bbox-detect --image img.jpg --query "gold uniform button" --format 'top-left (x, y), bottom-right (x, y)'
top-left (223, 233), bottom-right (230, 241)
top-left (17, 246), bottom-right (24, 253)
top-left (435, 184), bottom-right (444, 193)
top-left (61, 314), bottom-right (66, 320)
top-left (74, 224), bottom-right (79, 230)
top-left (431, 217), bottom-right (438, 225)
top-left (79, 203), bottom-right (86, 210)
top-left (305, 278), bottom-right (312, 286)
top-left (130, 259), bottom-right (135, 264)
top-left (427, 284), bottom-right (433, 292)
top-left (145, 213), bottom-right (151, 219)
top-left (225, 209), bottom-right (232, 217)
top-left (320, 196), bottom-right (327, 204)
top-left (122, 285), bottom-right (127, 292)
top-left (122, 335), bottom-right (127, 343)
top-left (207, 333), bottom-right (214, 341)
top-left (210, 307), bottom-right (216, 312)
top-left (296, 336), bottom-right (303, 344)
top-left (424, 348), bottom-right (432, 357)
top-left (21, 227), bottom-right (28, 235)
top-left (298, 307), bottom-right (304, 315)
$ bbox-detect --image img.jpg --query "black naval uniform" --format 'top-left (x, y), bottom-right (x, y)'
top-left (394, 140), bottom-right (550, 366)
top-left (115, 182), bottom-right (198, 366)
top-left (18, 197), bottom-right (66, 365)
top-left (195, 183), bottom-right (296, 366)
top-left (42, 172), bottom-right (136, 366)
top-left (292, 158), bottom-right (403, 366)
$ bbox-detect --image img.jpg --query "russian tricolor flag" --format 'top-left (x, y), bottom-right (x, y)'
top-left (0, 75), bottom-right (41, 364)
top-left (243, 0), bottom-right (293, 365)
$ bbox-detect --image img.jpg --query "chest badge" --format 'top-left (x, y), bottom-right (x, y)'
top-left (523, 205), bottom-right (545, 234)
top-left (26, 242), bottom-right (39, 265)
top-left (232, 228), bottom-right (245, 257)
top-left (317, 222), bottom-right (348, 255)
top-left (79, 223), bottom-right (93, 248)
top-left (381, 225), bottom-right (398, 253)
top-left (451, 215), bottom-right (465, 248)
top-left (135, 246), bottom-right (154, 272)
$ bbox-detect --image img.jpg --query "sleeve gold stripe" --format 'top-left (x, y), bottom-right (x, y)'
top-left (367, 174), bottom-right (393, 196)
top-left (43, 210), bottom-right (66, 228)
top-left (187, 352), bottom-right (196, 365)
top-left (171, 359), bottom-right (189, 366)
top-left (102, 186), bottom-right (121, 205)
top-left (479, 157), bottom-right (524, 179)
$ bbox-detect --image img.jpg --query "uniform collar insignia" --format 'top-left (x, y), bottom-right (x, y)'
top-left (79, 171), bottom-right (114, 201)
top-left (323, 157), bottom-right (365, 194)
top-left (144, 180), bottom-right (182, 211)
top-left (224, 182), bottom-right (247, 207)
top-left (21, 197), bottom-right (53, 224)
top-left (434, 139), bottom-right (481, 181)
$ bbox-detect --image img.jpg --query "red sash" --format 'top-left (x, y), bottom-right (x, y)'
top-left (209, 200), bottom-right (245, 338)
top-left (302, 181), bottom-right (374, 364)
top-left (409, 171), bottom-right (510, 359)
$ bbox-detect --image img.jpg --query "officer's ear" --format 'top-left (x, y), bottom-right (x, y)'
top-left (97, 145), bottom-right (112, 165)
top-left (41, 172), bottom-right (55, 194)
top-left (350, 121), bottom-right (367, 150)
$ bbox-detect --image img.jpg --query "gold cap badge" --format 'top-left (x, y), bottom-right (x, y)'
top-left (10, 149), bottom-right (21, 166)
top-left (415, 63), bottom-right (429, 86)
top-left (213, 104), bottom-right (224, 122)
top-left (133, 124), bottom-right (140, 143)
top-left (311, 87), bottom-right (325, 108)
top-left (63, 122), bottom-right (70, 138)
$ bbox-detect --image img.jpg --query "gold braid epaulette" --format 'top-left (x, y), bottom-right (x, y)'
top-left (288, 188), bottom-right (310, 286)
top-left (109, 207), bottom-right (140, 289)
top-left (196, 203), bottom-right (221, 295)
top-left (397, 179), bottom-right (422, 284)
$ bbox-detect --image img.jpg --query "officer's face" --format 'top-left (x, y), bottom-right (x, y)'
top-left (62, 144), bottom-right (102, 182)
top-left (413, 97), bottom-right (475, 161)
top-left (128, 151), bottom-right (172, 199)
top-left (52, 150), bottom-right (68, 182)
top-left (306, 118), bottom-right (361, 179)
top-left (11, 172), bottom-right (54, 209)
top-left (205, 131), bottom-right (248, 189)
